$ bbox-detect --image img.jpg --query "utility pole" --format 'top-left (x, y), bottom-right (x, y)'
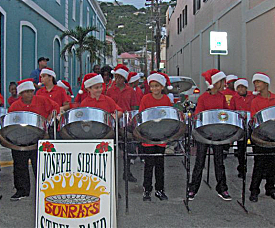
top-left (155, 0), bottom-right (161, 71)
top-left (145, 35), bottom-right (148, 77)
top-left (150, 0), bottom-right (155, 71)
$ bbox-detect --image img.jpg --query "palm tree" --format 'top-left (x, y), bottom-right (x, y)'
top-left (84, 35), bottom-right (106, 66)
top-left (60, 26), bottom-right (98, 84)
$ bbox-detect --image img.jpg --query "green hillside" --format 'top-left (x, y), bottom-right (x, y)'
top-left (100, 2), bottom-right (168, 54)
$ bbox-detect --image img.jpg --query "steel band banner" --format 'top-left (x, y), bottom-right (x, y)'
top-left (35, 140), bottom-right (116, 228)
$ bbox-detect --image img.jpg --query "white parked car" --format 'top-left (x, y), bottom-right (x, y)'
top-left (169, 76), bottom-right (200, 104)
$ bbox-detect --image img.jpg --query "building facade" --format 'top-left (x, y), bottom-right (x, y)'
top-left (0, 0), bottom-right (106, 106)
top-left (166, 0), bottom-right (275, 92)
top-left (105, 35), bottom-right (118, 68)
top-left (117, 52), bottom-right (141, 73)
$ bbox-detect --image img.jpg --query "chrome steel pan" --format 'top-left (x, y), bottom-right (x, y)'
top-left (132, 106), bottom-right (186, 144)
top-left (251, 106), bottom-right (275, 147)
top-left (192, 109), bottom-right (244, 145)
top-left (119, 110), bottom-right (139, 139)
top-left (0, 111), bottom-right (48, 151)
top-left (0, 107), bottom-right (7, 117)
top-left (59, 107), bottom-right (115, 139)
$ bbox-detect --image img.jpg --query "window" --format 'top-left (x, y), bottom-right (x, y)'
top-left (203, 0), bottom-right (208, 2)
top-left (72, 0), bottom-right (76, 21)
top-left (185, 5), bottom-right (187, 25)
top-left (178, 17), bottom-right (180, 34)
top-left (80, 0), bottom-right (83, 26)
top-left (87, 7), bottom-right (90, 27)
top-left (179, 14), bottom-right (182, 32)
top-left (182, 10), bottom-right (185, 28)
top-left (193, 0), bottom-right (201, 15)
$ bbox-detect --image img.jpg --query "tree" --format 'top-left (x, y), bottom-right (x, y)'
top-left (60, 26), bottom-right (98, 84)
top-left (83, 35), bottom-right (106, 66)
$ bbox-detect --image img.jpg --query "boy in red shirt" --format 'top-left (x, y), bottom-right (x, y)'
top-left (140, 72), bottom-right (173, 201)
top-left (106, 64), bottom-right (138, 111)
top-left (57, 80), bottom-right (74, 103)
top-left (80, 73), bottom-right (123, 118)
top-left (188, 69), bottom-right (232, 201)
top-left (36, 68), bottom-right (70, 112)
top-left (9, 79), bottom-right (59, 201)
top-left (128, 72), bottom-right (143, 106)
top-left (106, 65), bottom-right (138, 182)
top-left (222, 74), bottom-right (238, 107)
top-left (8, 82), bottom-right (19, 106)
top-left (249, 72), bottom-right (275, 202)
top-left (230, 78), bottom-right (254, 178)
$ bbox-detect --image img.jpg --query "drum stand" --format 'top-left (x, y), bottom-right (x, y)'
top-left (123, 112), bottom-right (192, 214)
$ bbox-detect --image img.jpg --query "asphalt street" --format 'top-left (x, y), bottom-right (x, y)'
top-left (0, 145), bottom-right (275, 228)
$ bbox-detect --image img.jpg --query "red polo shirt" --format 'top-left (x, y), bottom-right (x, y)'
top-left (250, 92), bottom-right (275, 117)
top-left (36, 85), bottom-right (70, 107)
top-left (134, 86), bottom-right (144, 105)
top-left (9, 95), bottom-right (60, 119)
top-left (195, 91), bottom-right (228, 115)
top-left (0, 93), bottom-right (4, 106)
top-left (75, 91), bottom-right (88, 103)
top-left (229, 91), bottom-right (254, 111)
top-left (106, 83), bottom-right (137, 111)
top-left (221, 88), bottom-right (236, 107)
top-left (8, 96), bottom-right (19, 106)
top-left (139, 93), bottom-right (172, 147)
top-left (80, 94), bottom-right (123, 113)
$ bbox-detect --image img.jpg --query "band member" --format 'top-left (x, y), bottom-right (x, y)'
top-left (188, 69), bottom-right (232, 201)
top-left (128, 72), bottom-right (143, 107)
top-left (57, 80), bottom-right (74, 102)
top-left (139, 72), bottom-right (173, 201)
top-left (9, 79), bottom-right (59, 201)
top-left (106, 64), bottom-right (138, 182)
top-left (36, 68), bottom-right (70, 112)
top-left (101, 65), bottom-right (113, 94)
top-left (80, 73), bottom-right (123, 118)
top-left (249, 72), bottom-right (275, 202)
top-left (222, 74), bottom-right (238, 107)
top-left (8, 82), bottom-right (19, 106)
top-left (229, 78), bottom-right (254, 178)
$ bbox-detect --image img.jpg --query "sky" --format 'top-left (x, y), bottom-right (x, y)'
top-left (99, 0), bottom-right (169, 9)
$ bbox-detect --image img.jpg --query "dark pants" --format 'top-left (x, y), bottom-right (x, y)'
top-left (11, 149), bottom-right (37, 195)
top-left (143, 146), bottom-right (165, 192)
top-left (249, 146), bottom-right (275, 195)
top-left (237, 141), bottom-right (246, 174)
top-left (189, 142), bottom-right (228, 194)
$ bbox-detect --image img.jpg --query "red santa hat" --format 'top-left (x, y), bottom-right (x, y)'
top-left (202, 69), bottom-right (226, 89)
top-left (57, 80), bottom-right (74, 98)
top-left (226, 74), bottom-right (238, 84)
top-left (147, 72), bottom-right (173, 90)
top-left (17, 78), bottom-right (35, 95)
top-left (111, 64), bottom-right (129, 79)
top-left (128, 72), bottom-right (141, 84)
top-left (234, 78), bottom-right (248, 91)
top-left (38, 67), bottom-right (56, 86)
top-left (78, 73), bottom-right (104, 94)
top-left (252, 72), bottom-right (270, 95)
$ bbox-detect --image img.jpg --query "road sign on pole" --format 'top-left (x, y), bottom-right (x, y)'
top-left (210, 31), bottom-right (228, 55)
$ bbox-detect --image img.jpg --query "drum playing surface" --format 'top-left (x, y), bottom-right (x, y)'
top-left (59, 107), bottom-right (115, 139)
top-left (132, 106), bottom-right (186, 144)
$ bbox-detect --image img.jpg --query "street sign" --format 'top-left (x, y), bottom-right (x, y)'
top-left (35, 140), bottom-right (116, 228)
top-left (210, 31), bottom-right (228, 55)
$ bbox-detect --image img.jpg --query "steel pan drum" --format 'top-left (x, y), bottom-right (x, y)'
top-left (251, 106), bottom-right (275, 147)
top-left (193, 109), bottom-right (244, 145)
top-left (132, 106), bottom-right (186, 144)
top-left (59, 107), bottom-right (115, 139)
top-left (0, 111), bottom-right (48, 150)
top-left (119, 110), bottom-right (139, 139)
top-left (0, 107), bottom-right (7, 117)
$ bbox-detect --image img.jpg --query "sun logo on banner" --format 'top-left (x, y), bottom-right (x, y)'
top-left (40, 173), bottom-right (109, 218)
